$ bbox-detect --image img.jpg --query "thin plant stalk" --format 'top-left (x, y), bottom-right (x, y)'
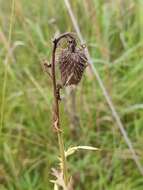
top-left (57, 132), bottom-right (68, 185)
top-left (51, 33), bottom-right (75, 185)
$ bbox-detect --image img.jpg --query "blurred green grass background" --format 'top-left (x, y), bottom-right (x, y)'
top-left (0, 0), bottom-right (143, 189)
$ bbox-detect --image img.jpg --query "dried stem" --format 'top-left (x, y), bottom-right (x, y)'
top-left (51, 32), bottom-right (75, 185)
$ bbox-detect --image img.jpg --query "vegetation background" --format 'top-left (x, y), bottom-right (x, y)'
top-left (0, 0), bottom-right (143, 189)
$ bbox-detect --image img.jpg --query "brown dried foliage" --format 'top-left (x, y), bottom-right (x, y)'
top-left (58, 38), bottom-right (87, 86)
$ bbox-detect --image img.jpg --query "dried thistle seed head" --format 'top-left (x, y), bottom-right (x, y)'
top-left (58, 39), bottom-right (87, 86)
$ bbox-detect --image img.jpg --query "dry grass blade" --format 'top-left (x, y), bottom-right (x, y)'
top-left (64, 0), bottom-right (143, 175)
top-left (65, 146), bottom-right (99, 158)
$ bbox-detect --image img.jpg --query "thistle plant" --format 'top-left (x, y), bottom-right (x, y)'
top-left (43, 32), bottom-right (98, 189)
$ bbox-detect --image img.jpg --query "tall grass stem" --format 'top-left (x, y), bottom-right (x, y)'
top-left (0, 0), bottom-right (15, 131)
top-left (64, 0), bottom-right (143, 176)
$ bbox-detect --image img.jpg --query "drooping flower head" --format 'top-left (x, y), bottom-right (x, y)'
top-left (58, 38), bottom-right (87, 86)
